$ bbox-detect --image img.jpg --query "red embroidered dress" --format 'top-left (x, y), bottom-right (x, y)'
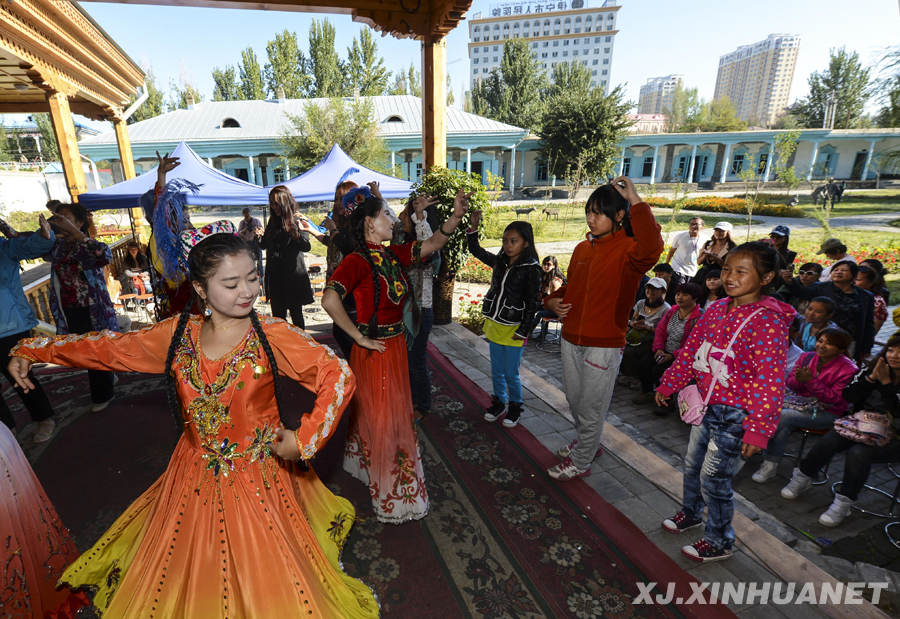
top-left (327, 242), bottom-right (429, 523)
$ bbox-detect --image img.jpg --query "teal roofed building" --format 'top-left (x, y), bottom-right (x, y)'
top-left (77, 95), bottom-right (899, 192)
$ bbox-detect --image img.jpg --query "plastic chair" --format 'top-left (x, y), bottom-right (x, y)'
top-left (536, 317), bottom-right (561, 352)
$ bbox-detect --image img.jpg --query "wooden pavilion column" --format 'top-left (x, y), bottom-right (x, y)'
top-left (46, 91), bottom-right (87, 201)
top-left (113, 117), bottom-right (148, 242)
top-left (421, 38), bottom-right (446, 172)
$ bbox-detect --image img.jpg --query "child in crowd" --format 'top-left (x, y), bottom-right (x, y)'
top-left (699, 269), bottom-right (725, 309)
top-left (526, 255), bottom-right (566, 343)
top-left (619, 278), bottom-right (670, 390)
top-left (793, 296), bottom-right (838, 353)
top-left (752, 328), bottom-right (857, 483)
top-left (782, 334), bottom-right (900, 526)
top-left (467, 213), bottom-right (542, 429)
top-left (543, 177), bottom-right (664, 480)
top-left (656, 241), bottom-right (795, 562)
top-left (778, 262), bottom-right (823, 314)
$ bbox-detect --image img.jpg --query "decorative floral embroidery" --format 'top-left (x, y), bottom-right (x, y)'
top-left (380, 448), bottom-right (428, 516)
top-left (327, 512), bottom-right (350, 547)
top-left (202, 438), bottom-right (239, 479)
top-left (243, 424), bottom-right (279, 488)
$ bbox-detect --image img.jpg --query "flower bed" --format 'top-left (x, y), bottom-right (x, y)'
top-left (646, 197), bottom-right (804, 218)
top-left (457, 256), bottom-right (493, 284)
top-left (456, 292), bottom-right (484, 335)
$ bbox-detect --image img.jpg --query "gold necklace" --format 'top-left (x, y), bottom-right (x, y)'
top-left (208, 318), bottom-right (250, 331)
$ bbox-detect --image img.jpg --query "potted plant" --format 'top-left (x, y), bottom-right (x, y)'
top-left (411, 166), bottom-right (490, 325)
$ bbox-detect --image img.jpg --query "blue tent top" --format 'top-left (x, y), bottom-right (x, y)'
top-left (42, 163), bottom-right (65, 174)
top-left (78, 141), bottom-right (270, 211)
top-left (269, 144), bottom-right (413, 202)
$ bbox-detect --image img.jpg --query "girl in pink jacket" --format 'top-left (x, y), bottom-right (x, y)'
top-left (751, 327), bottom-right (857, 483)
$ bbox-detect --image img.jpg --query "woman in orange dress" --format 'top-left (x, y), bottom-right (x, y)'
top-left (8, 223), bottom-right (378, 618)
top-left (0, 421), bottom-right (86, 618)
top-left (322, 187), bottom-right (471, 524)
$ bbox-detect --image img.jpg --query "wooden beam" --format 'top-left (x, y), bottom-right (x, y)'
top-left (46, 91), bottom-right (88, 201)
top-left (421, 38), bottom-right (446, 172)
top-left (0, 101), bottom-right (113, 120)
top-left (113, 117), bottom-right (148, 241)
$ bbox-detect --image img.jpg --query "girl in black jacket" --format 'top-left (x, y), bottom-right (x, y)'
top-left (261, 186), bottom-right (313, 328)
top-left (782, 333), bottom-right (900, 527)
top-left (466, 213), bottom-right (541, 429)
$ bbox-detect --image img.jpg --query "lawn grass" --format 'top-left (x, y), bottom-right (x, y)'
top-left (798, 192), bottom-right (900, 218)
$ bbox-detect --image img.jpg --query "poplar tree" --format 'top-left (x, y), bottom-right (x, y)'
top-left (212, 65), bottom-right (242, 101)
top-left (346, 28), bottom-right (389, 96)
top-left (308, 19), bottom-right (344, 97)
top-left (264, 30), bottom-right (311, 98)
top-left (239, 48), bottom-right (266, 100)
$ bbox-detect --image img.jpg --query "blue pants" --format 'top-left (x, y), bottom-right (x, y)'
top-left (408, 308), bottom-right (434, 411)
top-left (682, 405), bottom-right (748, 551)
top-left (488, 340), bottom-right (525, 404)
top-left (763, 406), bottom-right (835, 462)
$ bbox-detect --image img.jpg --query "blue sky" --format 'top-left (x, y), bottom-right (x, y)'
top-left (5, 0), bottom-right (900, 132)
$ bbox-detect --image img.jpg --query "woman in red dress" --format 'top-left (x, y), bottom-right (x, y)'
top-left (322, 187), bottom-right (471, 523)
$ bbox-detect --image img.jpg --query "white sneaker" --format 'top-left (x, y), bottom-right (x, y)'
top-left (819, 493), bottom-right (856, 527)
top-left (781, 468), bottom-right (813, 499)
top-left (92, 397), bottom-right (114, 412)
top-left (752, 460), bottom-right (779, 483)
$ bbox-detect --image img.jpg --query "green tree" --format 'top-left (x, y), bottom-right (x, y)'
top-left (873, 44), bottom-right (900, 128)
top-left (387, 70), bottom-right (408, 95)
top-left (472, 39), bottom-right (547, 131)
top-left (280, 97), bottom-right (390, 173)
top-left (346, 28), bottom-right (388, 96)
top-left (662, 83), bottom-right (700, 132)
top-left (309, 19), bottom-right (344, 97)
top-left (537, 84), bottom-right (633, 187)
top-left (127, 67), bottom-right (166, 124)
top-left (0, 122), bottom-right (9, 161)
top-left (168, 75), bottom-right (205, 111)
top-left (446, 74), bottom-right (455, 107)
top-left (703, 97), bottom-right (748, 132)
top-left (772, 130), bottom-right (802, 195)
top-left (212, 65), bottom-right (242, 101)
top-left (544, 61), bottom-right (590, 101)
top-left (791, 47), bottom-right (871, 129)
top-left (239, 48), bottom-right (266, 100)
top-left (31, 114), bottom-right (59, 160)
top-left (407, 63), bottom-right (421, 97)
top-left (264, 30), bottom-right (311, 98)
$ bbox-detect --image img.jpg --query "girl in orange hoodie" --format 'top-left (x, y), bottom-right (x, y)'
top-left (543, 177), bottom-right (664, 481)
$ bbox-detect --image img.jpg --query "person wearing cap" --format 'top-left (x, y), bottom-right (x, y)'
top-left (665, 217), bottom-right (708, 286)
top-left (693, 221), bottom-right (736, 285)
top-left (769, 225), bottom-right (796, 268)
top-left (817, 238), bottom-right (856, 282)
top-left (619, 278), bottom-right (671, 387)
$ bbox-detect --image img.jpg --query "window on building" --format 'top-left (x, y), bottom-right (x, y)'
top-left (603, 59), bottom-right (609, 64)
top-left (592, 59), bottom-right (598, 65)
top-left (601, 69), bottom-right (608, 75)
top-left (532, 42), bottom-right (538, 48)
top-left (757, 154), bottom-right (768, 174)
top-left (493, 45), bottom-right (499, 51)
top-left (592, 70), bottom-right (597, 76)
top-left (622, 157), bottom-right (631, 176)
top-left (563, 51), bottom-right (568, 57)
top-left (582, 60), bottom-right (588, 66)
top-left (573, 50), bottom-right (578, 56)
top-left (731, 154), bottom-right (744, 174)
top-left (493, 56), bottom-right (498, 62)
top-left (675, 156), bottom-right (687, 178)
top-left (700, 156), bottom-right (709, 176)
top-left (642, 157), bottom-right (654, 177)
top-left (473, 69), bottom-right (478, 74)
top-left (552, 51), bottom-right (558, 57)
top-left (605, 36), bottom-right (612, 42)
top-left (607, 13), bottom-right (614, 20)
top-left (574, 39), bottom-right (579, 45)
top-left (595, 37), bottom-right (601, 43)
top-left (541, 52), bottom-right (547, 58)
top-left (483, 68), bottom-right (488, 73)
top-left (273, 168), bottom-right (285, 183)
top-left (473, 47), bottom-right (479, 53)
top-left (474, 58), bottom-right (479, 64)
top-left (601, 80), bottom-right (607, 86)
top-left (474, 37), bottom-right (480, 42)
top-left (563, 40), bottom-right (569, 46)
top-left (543, 41), bottom-right (549, 47)
top-left (536, 160), bottom-right (548, 182)
top-left (416, 163), bottom-right (423, 178)
top-left (604, 47), bottom-right (611, 53)
top-left (606, 24), bottom-right (613, 30)
top-left (553, 40), bottom-right (559, 47)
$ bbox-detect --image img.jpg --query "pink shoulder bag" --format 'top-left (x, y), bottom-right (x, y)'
top-left (677, 308), bottom-right (764, 425)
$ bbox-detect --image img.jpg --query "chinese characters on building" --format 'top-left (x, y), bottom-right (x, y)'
top-left (490, 1), bottom-right (570, 17)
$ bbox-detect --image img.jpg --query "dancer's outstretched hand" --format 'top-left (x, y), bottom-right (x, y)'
top-left (273, 427), bottom-right (302, 461)
top-left (8, 358), bottom-right (35, 392)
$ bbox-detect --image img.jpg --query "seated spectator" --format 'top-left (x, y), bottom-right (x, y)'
top-left (699, 269), bottom-right (725, 309)
top-left (817, 238), bottom-right (856, 281)
top-left (693, 221), bottom-right (735, 284)
top-left (778, 262), bottom-right (823, 314)
top-left (781, 334), bottom-right (900, 526)
top-left (632, 283), bottom-right (703, 411)
top-left (122, 240), bottom-right (151, 294)
top-left (859, 258), bottom-right (890, 305)
top-left (752, 328), bottom-right (857, 483)
top-left (769, 225), bottom-right (797, 269)
top-left (618, 279), bottom-right (671, 387)
top-left (856, 265), bottom-right (888, 334)
top-left (783, 260), bottom-right (875, 363)
top-left (652, 263), bottom-right (678, 306)
top-left (527, 255), bottom-right (566, 342)
top-left (792, 297), bottom-right (838, 353)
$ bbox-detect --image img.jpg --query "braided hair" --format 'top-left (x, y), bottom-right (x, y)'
top-left (348, 197), bottom-right (420, 337)
top-left (163, 233), bottom-right (290, 435)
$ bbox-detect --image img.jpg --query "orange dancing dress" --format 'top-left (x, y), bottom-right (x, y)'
top-left (326, 241), bottom-right (429, 524)
top-left (0, 422), bottom-right (84, 618)
top-left (10, 316), bottom-right (379, 618)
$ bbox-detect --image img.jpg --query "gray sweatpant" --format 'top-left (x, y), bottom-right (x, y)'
top-left (561, 339), bottom-right (623, 471)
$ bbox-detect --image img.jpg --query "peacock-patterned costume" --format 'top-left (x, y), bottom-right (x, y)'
top-left (11, 316), bottom-right (379, 618)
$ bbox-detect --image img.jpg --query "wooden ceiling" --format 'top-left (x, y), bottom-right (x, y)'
top-left (0, 0), bottom-right (144, 120)
top-left (81, 0), bottom-right (473, 41)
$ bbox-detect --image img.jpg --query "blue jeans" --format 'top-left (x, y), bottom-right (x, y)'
top-left (488, 340), bottom-right (525, 404)
top-left (682, 405), bottom-right (748, 551)
top-left (408, 308), bottom-right (434, 411)
top-left (528, 309), bottom-right (557, 340)
top-left (764, 406), bottom-right (835, 462)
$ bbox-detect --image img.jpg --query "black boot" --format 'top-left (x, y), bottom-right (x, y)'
top-left (503, 402), bottom-right (523, 428)
top-left (484, 396), bottom-right (506, 422)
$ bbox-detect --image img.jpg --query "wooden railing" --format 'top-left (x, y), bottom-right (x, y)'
top-left (22, 236), bottom-right (133, 327)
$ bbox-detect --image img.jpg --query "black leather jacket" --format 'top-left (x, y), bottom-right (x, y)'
top-left (466, 231), bottom-right (542, 338)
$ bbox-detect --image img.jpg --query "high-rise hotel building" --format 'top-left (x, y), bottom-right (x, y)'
top-left (714, 33), bottom-right (802, 126)
top-left (468, 0), bottom-right (621, 93)
top-left (637, 74), bottom-right (683, 114)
